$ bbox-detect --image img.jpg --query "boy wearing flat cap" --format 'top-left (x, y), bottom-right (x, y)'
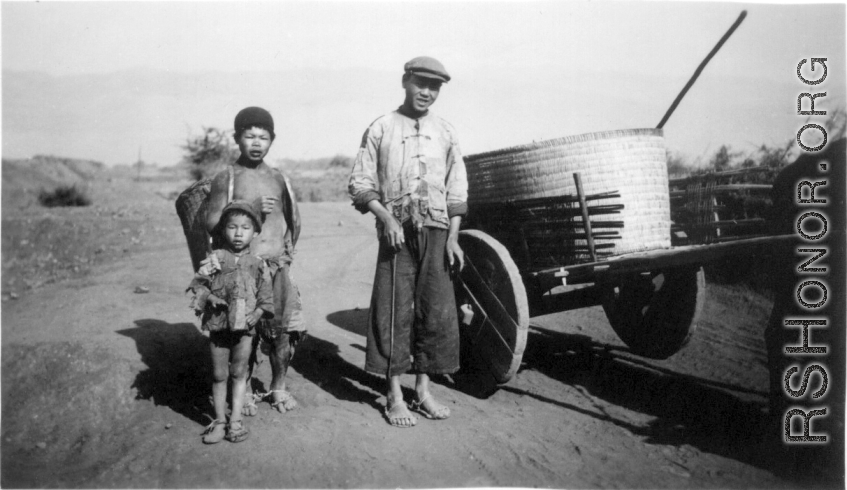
top-left (202, 106), bottom-right (306, 417)
top-left (349, 56), bottom-right (468, 428)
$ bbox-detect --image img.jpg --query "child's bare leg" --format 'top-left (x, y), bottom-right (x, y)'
top-left (204, 334), bottom-right (230, 443)
top-left (241, 336), bottom-right (259, 417)
top-left (267, 263), bottom-right (304, 413)
top-left (229, 333), bottom-right (253, 425)
top-left (210, 351), bottom-right (229, 421)
top-left (268, 332), bottom-right (297, 412)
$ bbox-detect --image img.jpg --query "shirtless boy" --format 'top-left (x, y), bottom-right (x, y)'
top-left (203, 106), bottom-right (305, 414)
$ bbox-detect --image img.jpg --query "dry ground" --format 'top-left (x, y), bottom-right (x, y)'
top-left (0, 171), bottom-right (839, 488)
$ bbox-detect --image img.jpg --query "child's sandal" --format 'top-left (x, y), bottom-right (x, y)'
top-left (202, 419), bottom-right (226, 444)
top-left (225, 420), bottom-right (249, 443)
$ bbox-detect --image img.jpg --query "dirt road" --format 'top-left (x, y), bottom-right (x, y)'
top-left (0, 176), bottom-right (825, 488)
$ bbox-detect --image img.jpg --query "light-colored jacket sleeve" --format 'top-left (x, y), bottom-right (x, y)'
top-left (445, 130), bottom-right (469, 218)
top-left (348, 122), bottom-right (383, 214)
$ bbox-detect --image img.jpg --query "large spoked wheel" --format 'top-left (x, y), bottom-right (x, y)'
top-left (601, 266), bottom-right (706, 359)
top-left (454, 230), bottom-right (530, 384)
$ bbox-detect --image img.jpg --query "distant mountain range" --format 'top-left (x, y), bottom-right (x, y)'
top-left (2, 67), bottom-right (393, 167)
top-left (3, 67), bottom-right (841, 168)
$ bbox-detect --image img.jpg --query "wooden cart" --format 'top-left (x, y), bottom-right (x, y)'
top-left (455, 227), bottom-right (790, 384)
top-left (453, 128), bottom-right (788, 385)
top-left (452, 10), bottom-right (767, 384)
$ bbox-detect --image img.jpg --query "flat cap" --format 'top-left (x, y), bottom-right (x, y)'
top-left (234, 106), bottom-right (274, 134)
top-left (221, 199), bottom-right (263, 233)
top-left (404, 56), bottom-right (450, 83)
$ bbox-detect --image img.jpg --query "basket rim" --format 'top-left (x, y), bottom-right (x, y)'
top-left (465, 128), bottom-right (665, 162)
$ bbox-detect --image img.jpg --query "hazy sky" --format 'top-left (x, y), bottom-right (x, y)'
top-left (2, 1), bottom-right (845, 166)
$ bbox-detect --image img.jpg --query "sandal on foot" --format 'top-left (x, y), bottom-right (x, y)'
top-left (384, 401), bottom-right (417, 428)
top-left (225, 420), bottom-right (249, 443)
top-left (410, 394), bottom-right (450, 420)
top-left (269, 389), bottom-right (297, 413)
top-left (202, 419), bottom-right (226, 444)
top-left (241, 393), bottom-right (259, 417)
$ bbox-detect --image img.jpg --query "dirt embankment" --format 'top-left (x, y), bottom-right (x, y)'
top-left (1, 170), bottom-right (842, 488)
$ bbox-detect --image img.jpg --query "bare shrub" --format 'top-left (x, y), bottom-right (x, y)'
top-left (709, 145), bottom-right (742, 172)
top-left (38, 185), bottom-right (91, 207)
top-left (328, 155), bottom-right (354, 169)
top-left (666, 151), bottom-right (690, 177)
top-left (182, 127), bottom-right (238, 181)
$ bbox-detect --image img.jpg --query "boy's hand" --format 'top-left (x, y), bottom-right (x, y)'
top-left (207, 294), bottom-right (227, 310)
top-left (198, 254), bottom-right (220, 276)
top-left (246, 309), bottom-right (264, 328)
top-left (259, 196), bottom-right (278, 215)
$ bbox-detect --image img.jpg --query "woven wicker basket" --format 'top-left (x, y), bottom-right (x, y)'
top-left (175, 178), bottom-right (212, 272)
top-left (464, 129), bottom-right (671, 265)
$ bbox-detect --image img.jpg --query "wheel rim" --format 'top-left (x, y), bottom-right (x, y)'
top-left (601, 266), bottom-right (705, 359)
top-left (455, 230), bottom-right (530, 383)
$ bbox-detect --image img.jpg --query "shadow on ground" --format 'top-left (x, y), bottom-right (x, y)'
top-left (513, 324), bottom-right (843, 485)
top-left (296, 313), bottom-right (383, 411)
top-left (326, 308), bottom-right (368, 337)
top-left (320, 308), bottom-right (490, 408)
top-left (325, 308), bottom-right (501, 400)
top-left (117, 319), bottom-right (212, 426)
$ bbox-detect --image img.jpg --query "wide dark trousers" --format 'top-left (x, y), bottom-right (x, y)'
top-left (365, 225), bottom-right (460, 377)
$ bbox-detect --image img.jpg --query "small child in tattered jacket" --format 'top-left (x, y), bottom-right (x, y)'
top-left (187, 200), bottom-right (274, 444)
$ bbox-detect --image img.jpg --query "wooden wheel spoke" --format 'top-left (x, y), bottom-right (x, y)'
top-left (459, 280), bottom-right (489, 341)
top-left (462, 256), bottom-right (520, 330)
top-left (460, 279), bottom-right (512, 352)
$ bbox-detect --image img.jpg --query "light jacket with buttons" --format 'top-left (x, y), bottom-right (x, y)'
top-left (348, 107), bottom-right (469, 236)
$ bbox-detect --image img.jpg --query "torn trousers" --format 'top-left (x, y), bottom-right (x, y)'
top-left (257, 257), bottom-right (306, 344)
